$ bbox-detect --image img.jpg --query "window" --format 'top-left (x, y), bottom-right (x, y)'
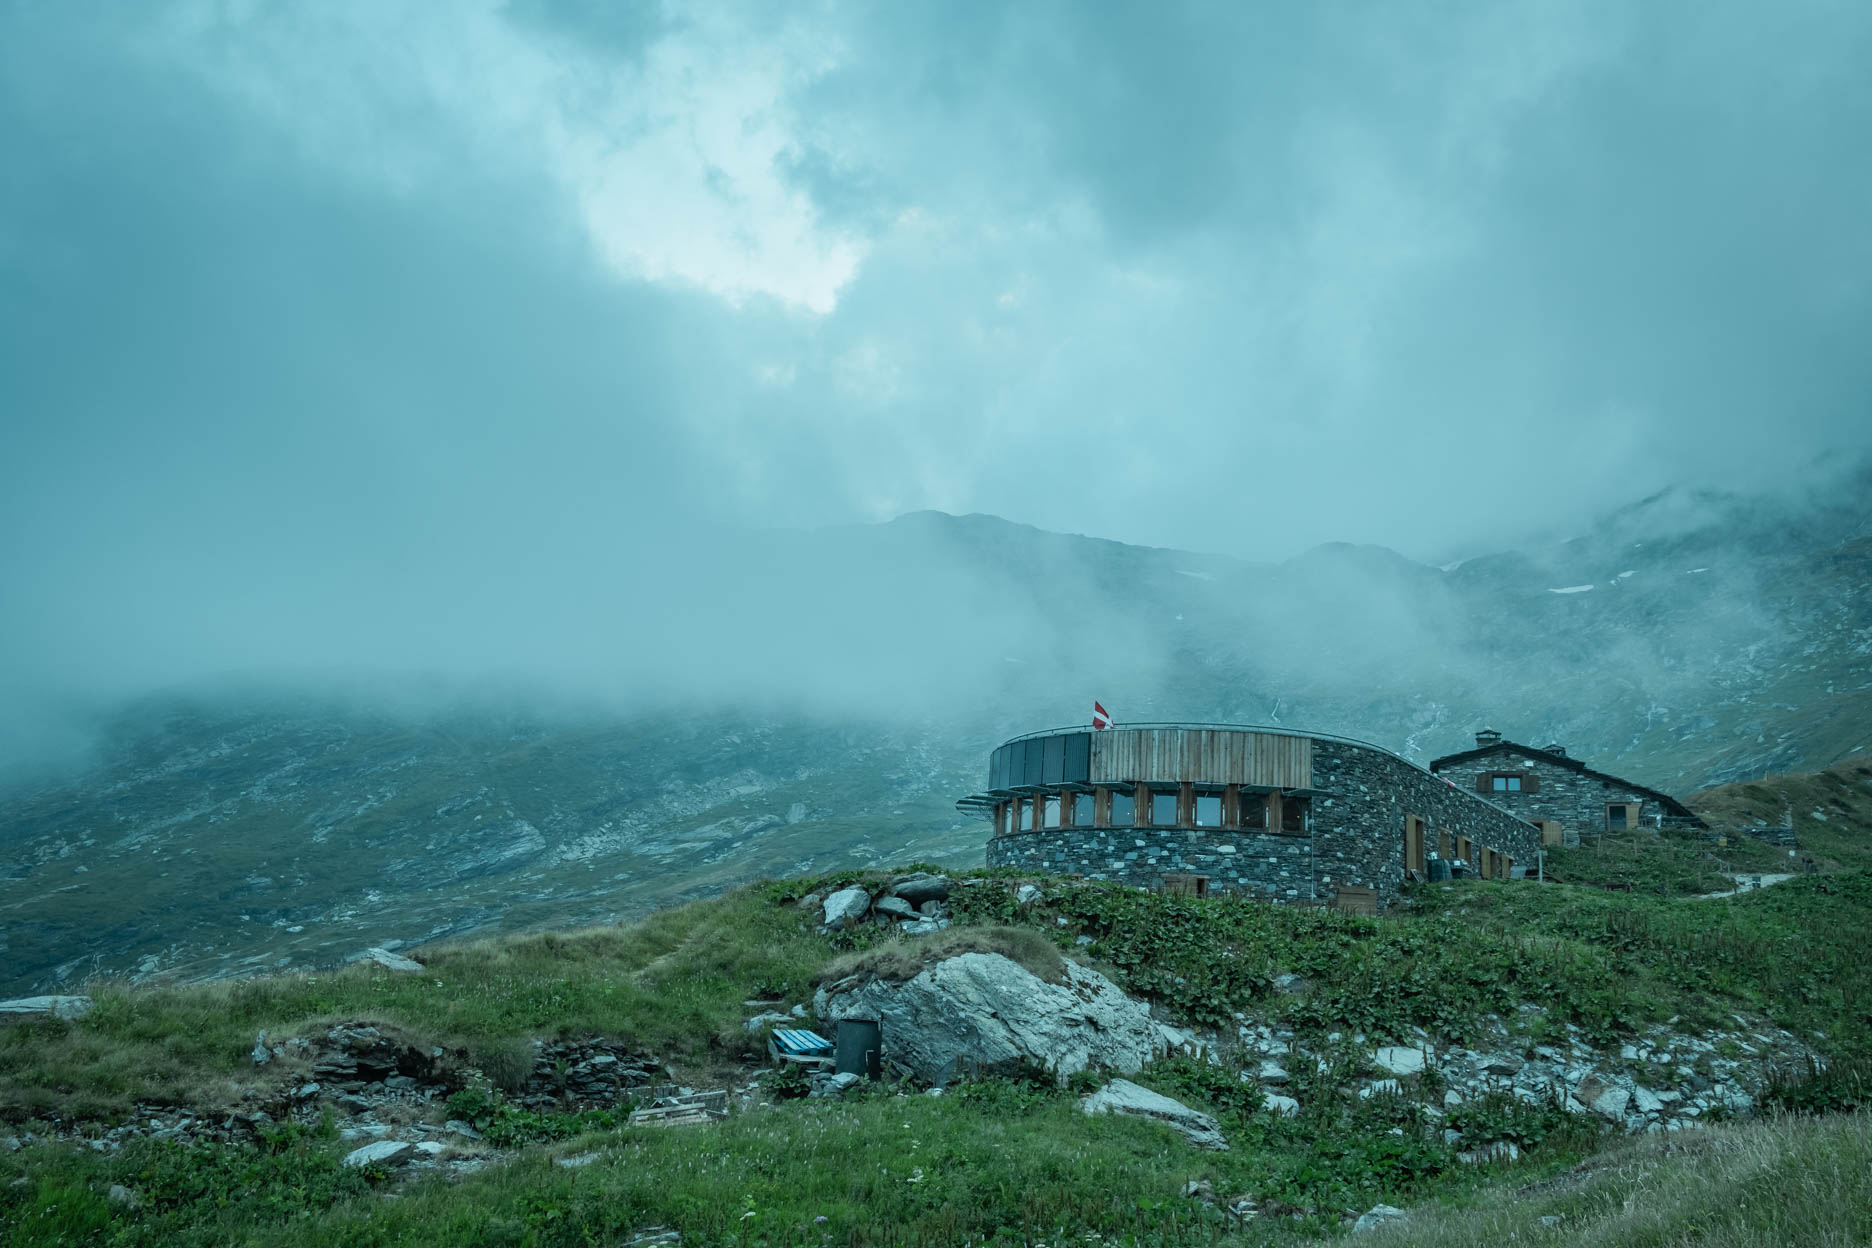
top-left (1491, 775), bottom-right (1523, 792)
top-left (1281, 795), bottom-right (1310, 834)
top-left (1404, 815), bottom-right (1426, 874)
top-left (1043, 796), bottom-right (1061, 829)
top-left (1195, 794), bottom-right (1222, 828)
top-left (1110, 790), bottom-right (1136, 826)
top-left (1016, 799), bottom-right (1032, 831)
top-left (1150, 789), bottom-right (1179, 827)
top-left (1239, 793), bottom-right (1268, 829)
top-left (1607, 804), bottom-right (1630, 831)
top-left (1072, 792), bottom-right (1095, 827)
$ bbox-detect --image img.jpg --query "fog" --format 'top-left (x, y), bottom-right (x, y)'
top-left (3, 1), bottom-right (1871, 772)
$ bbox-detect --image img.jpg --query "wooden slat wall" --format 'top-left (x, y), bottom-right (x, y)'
top-left (1089, 729), bottom-right (1312, 788)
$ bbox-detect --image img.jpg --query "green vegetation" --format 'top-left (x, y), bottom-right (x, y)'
top-left (1690, 757), bottom-right (1872, 874)
top-left (7, 839), bottom-right (1872, 1243)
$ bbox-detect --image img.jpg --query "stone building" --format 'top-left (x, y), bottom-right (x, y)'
top-left (1427, 729), bottom-right (1706, 848)
top-left (959, 723), bottom-right (1540, 911)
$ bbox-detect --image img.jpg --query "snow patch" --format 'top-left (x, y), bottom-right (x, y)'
top-left (1547, 585), bottom-right (1595, 594)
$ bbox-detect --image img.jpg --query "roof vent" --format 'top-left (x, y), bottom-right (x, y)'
top-left (1543, 743), bottom-right (1567, 757)
top-left (1474, 728), bottom-right (1502, 747)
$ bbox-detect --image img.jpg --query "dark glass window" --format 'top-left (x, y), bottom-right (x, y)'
top-left (1281, 796), bottom-right (1310, 833)
top-left (1072, 792), bottom-right (1095, 826)
top-left (1195, 794), bottom-right (1222, 827)
top-left (1111, 790), bottom-right (1136, 826)
top-left (1607, 804), bottom-right (1629, 830)
top-left (1150, 789), bottom-right (1179, 826)
top-left (1239, 794), bottom-right (1267, 829)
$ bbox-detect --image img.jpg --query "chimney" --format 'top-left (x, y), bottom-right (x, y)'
top-left (1474, 728), bottom-right (1502, 748)
top-left (1543, 743), bottom-right (1567, 757)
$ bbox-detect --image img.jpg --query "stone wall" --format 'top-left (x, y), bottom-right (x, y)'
top-left (1310, 740), bottom-right (1541, 904)
top-left (985, 737), bottom-right (1540, 909)
top-left (986, 823), bottom-right (1319, 902)
top-left (1432, 753), bottom-right (1672, 840)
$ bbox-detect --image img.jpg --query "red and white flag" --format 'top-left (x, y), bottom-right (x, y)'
top-left (1092, 701), bottom-right (1112, 730)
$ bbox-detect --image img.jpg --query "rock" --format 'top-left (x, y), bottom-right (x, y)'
top-left (343, 1140), bottom-right (414, 1168)
top-left (901, 918), bottom-right (951, 935)
top-left (1261, 1092), bottom-right (1299, 1117)
top-left (294, 1083), bottom-right (321, 1100)
top-left (1359, 1080), bottom-right (1402, 1098)
top-left (1574, 1075), bottom-right (1631, 1120)
top-left (1479, 1054), bottom-right (1524, 1076)
top-left (0, 995), bottom-right (92, 1021)
top-left (1632, 1086), bottom-right (1665, 1115)
top-left (1458, 1140), bottom-right (1520, 1164)
top-left (1270, 973), bottom-right (1308, 994)
top-left (744, 1012), bottom-right (793, 1034)
top-left (809, 1072), bottom-right (862, 1098)
top-left (364, 948), bottom-right (425, 973)
top-left (445, 1119), bottom-right (482, 1140)
top-left (891, 874), bottom-right (952, 906)
top-left (822, 887), bottom-right (872, 930)
top-left (556, 1151), bottom-right (601, 1168)
top-left (339, 1124), bottom-right (393, 1140)
top-left (786, 802), bottom-right (808, 824)
top-left (817, 952), bottom-right (1186, 1083)
top-left (1016, 883), bottom-right (1043, 905)
top-left (412, 1141), bottom-right (448, 1159)
top-left (251, 1031), bottom-right (271, 1066)
top-left (1444, 1090), bottom-right (1464, 1107)
top-left (918, 901), bottom-right (945, 917)
top-left (1082, 1080), bottom-right (1228, 1150)
top-left (107, 1184), bottom-right (139, 1209)
top-left (1372, 1047), bottom-right (1426, 1077)
top-left (1258, 1060), bottom-right (1290, 1085)
top-left (1353, 1204), bottom-right (1408, 1233)
top-left (874, 896), bottom-right (919, 921)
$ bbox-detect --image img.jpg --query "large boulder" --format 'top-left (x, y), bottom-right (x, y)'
top-left (1082, 1079), bottom-right (1227, 1150)
top-left (890, 873), bottom-right (952, 906)
top-left (822, 887), bottom-right (872, 930)
top-left (816, 951), bottom-right (1186, 1083)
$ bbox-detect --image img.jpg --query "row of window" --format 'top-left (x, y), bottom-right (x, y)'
top-left (996, 786), bottom-right (1310, 836)
top-left (1403, 814), bottom-right (1515, 879)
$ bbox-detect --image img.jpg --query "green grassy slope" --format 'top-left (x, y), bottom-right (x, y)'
top-left (6, 857), bottom-right (1872, 1245)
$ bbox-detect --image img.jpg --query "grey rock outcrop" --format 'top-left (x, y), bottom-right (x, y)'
top-left (1353, 1204), bottom-right (1408, 1233)
top-left (364, 948), bottom-right (425, 972)
top-left (874, 896), bottom-right (919, 921)
top-left (1082, 1079), bottom-right (1227, 1150)
top-left (822, 887), bottom-right (872, 930)
top-left (890, 873), bottom-right (951, 906)
top-left (343, 1140), bottom-right (414, 1167)
top-left (816, 952), bottom-right (1186, 1083)
top-left (0, 996), bottom-right (92, 1021)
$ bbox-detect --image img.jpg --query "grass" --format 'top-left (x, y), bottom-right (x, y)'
top-left (1360, 1111), bottom-right (1872, 1247)
top-left (1689, 758), bottom-right (1872, 874)
top-left (7, 814), bottom-right (1872, 1243)
top-left (819, 924), bottom-right (1066, 986)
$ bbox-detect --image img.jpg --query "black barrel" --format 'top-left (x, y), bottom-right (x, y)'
top-left (835, 1019), bottom-right (882, 1080)
top-left (1428, 858), bottom-right (1452, 882)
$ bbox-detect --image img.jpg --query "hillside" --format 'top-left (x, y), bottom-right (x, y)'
top-left (1, 472), bottom-right (1870, 996)
top-left (5, 862), bottom-right (1871, 1245)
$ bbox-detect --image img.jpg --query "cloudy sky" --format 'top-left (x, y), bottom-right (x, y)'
top-left (2, 0), bottom-right (1870, 746)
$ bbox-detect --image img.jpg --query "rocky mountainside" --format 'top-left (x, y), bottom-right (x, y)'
top-left (0, 468), bottom-right (1868, 994)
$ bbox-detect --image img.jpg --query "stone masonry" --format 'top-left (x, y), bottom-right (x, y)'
top-left (987, 735), bottom-right (1539, 909)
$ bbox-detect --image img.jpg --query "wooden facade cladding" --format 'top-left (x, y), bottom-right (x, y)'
top-left (1088, 728), bottom-right (1312, 789)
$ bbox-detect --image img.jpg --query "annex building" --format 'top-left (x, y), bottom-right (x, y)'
top-left (1427, 729), bottom-right (1706, 847)
top-left (958, 723), bottom-right (1542, 912)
